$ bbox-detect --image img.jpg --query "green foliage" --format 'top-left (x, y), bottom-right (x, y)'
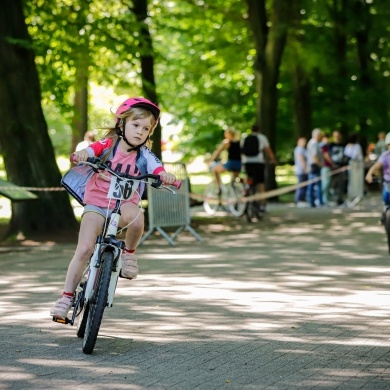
top-left (23, 0), bottom-right (390, 162)
top-left (151, 0), bottom-right (256, 158)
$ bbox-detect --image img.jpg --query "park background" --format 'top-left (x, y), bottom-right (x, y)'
top-left (0, 0), bottom-right (389, 239)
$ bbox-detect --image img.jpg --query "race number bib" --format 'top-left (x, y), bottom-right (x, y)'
top-left (107, 176), bottom-right (139, 200)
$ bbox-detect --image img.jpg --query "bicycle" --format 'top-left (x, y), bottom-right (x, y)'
top-left (379, 180), bottom-right (390, 255)
top-left (203, 171), bottom-right (246, 217)
top-left (52, 157), bottom-right (180, 354)
top-left (243, 177), bottom-right (264, 223)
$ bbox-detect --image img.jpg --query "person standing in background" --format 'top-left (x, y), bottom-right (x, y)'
top-left (307, 128), bottom-right (324, 208)
top-left (320, 133), bottom-right (335, 206)
top-left (294, 137), bottom-right (308, 207)
top-left (329, 130), bottom-right (347, 205)
top-left (75, 131), bottom-right (96, 152)
top-left (374, 131), bottom-right (387, 158)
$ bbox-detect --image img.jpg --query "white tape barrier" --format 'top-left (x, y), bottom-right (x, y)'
top-left (190, 165), bottom-right (351, 205)
top-left (0, 165), bottom-right (355, 205)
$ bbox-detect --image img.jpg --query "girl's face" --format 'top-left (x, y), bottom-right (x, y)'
top-left (123, 115), bottom-right (154, 147)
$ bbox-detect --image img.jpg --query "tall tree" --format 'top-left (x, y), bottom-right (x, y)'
top-left (246, 0), bottom-right (295, 188)
top-left (0, 0), bottom-right (78, 237)
top-left (132, 0), bottom-right (162, 159)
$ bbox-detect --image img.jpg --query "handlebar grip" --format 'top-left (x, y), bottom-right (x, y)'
top-left (172, 180), bottom-right (182, 189)
top-left (70, 154), bottom-right (97, 164)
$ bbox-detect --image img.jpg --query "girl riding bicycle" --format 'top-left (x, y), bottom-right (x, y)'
top-left (50, 97), bottom-right (177, 320)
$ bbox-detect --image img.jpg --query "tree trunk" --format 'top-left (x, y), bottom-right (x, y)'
top-left (0, 0), bottom-right (78, 238)
top-left (353, 0), bottom-right (371, 134)
top-left (246, 0), bottom-right (294, 191)
top-left (71, 51), bottom-right (89, 153)
top-left (292, 63), bottom-right (312, 139)
top-left (132, 0), bottom-right (162, 160)
top-left (329, 0), bottom-right (349, 135)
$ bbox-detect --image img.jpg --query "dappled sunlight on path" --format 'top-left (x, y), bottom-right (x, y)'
top-left (1, 194), bottom-right (390, 388)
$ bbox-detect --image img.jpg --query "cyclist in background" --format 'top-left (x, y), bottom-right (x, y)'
top-left (209, 128), bottom-right (242, 192)
top-left (50, 97), bottom-right (177, 320)
top-left (241, 124), bottom-right (277, 212)
top-left (365, 132), bottom-right (390, 223)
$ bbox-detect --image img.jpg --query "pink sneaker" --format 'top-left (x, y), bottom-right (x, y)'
top-left (121, 252), bottom-right (139, 279)
top-left (50, 295), bottom-right (73, 319)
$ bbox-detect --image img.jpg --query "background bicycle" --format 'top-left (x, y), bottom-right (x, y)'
top-left (203, 170), bottom-right (246, 217)
top-left (243, 177), bottom-right (264, 223)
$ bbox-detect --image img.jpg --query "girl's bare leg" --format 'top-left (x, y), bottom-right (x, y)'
top-left (63, 212), bottom-right (104, 293)
top-left (120, 203), bottom-right (144, 250)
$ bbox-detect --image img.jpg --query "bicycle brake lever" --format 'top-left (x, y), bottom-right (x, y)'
top-left (161, 185), bottom-right (176, 195)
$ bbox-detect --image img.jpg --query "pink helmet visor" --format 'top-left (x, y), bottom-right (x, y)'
top-left (115, 97), bottom-right (160, 123)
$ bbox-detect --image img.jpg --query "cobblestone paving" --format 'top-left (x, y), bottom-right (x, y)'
top-left (1, 195), bottom-right (390, 389)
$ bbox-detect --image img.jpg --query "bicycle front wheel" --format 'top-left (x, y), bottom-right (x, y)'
top-left (228, 181), bottom-right (246, 217)
top-left (82, 251), bottom-right (113, 354)
top-left (203, 181), bottom-right (220, 215)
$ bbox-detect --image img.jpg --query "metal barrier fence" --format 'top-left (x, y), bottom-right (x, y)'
top-left (139, 163), bottom-right (202, 246)
top-left (347, 160), bottom-right (365, 204)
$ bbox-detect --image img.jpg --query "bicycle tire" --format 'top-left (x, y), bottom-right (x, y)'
top-left (385, 208), bottom-right (390, 254)
top-left (76, 301), bottom-right (90, 338)
top-left (245, 185), bottom-right (263, 222)
top-left (82, 251), bottom-right (113, 354)
top-left (228, 181), bottom-right (246, 217)
top-left (245, 186), bottom-right (255, 222)
top-left (203, 181), bottom-right (220, 215)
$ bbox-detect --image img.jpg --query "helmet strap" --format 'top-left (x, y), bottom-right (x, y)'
top-left (116, 120), bottom-right (149, 152)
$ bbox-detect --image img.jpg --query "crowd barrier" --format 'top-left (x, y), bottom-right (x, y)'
top-left (347, 160), bottom-right (365, 200)
top-left (139, 163), bottom-right (202, 246)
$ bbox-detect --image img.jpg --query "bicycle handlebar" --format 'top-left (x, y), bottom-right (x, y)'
top-left (71, 154), bottom-right (181, 189)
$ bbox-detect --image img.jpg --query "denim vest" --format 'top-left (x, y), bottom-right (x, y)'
top-left (61, 144), bottom-right (151, 206)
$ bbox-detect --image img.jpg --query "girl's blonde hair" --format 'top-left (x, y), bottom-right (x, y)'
top-left (100, 107), bottom-right (158, 161)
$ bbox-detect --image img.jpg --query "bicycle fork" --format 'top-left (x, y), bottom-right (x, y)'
top-left (85, 242), bottom-right (123, 307)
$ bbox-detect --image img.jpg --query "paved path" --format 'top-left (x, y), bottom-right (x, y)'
top-left (1, 195), bottom-right (390, 389)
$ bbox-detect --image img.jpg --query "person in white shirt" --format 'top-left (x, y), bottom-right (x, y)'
top-left (75, 131), bottom-right (96, 152)
top-left (307, 128), bottom-right (324, 207)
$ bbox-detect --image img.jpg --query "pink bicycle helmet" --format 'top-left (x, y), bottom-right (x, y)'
top-left (115, 97), bottom-right (160, 122)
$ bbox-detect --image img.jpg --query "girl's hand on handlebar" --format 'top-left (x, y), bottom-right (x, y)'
top-left (70, 150), bottom-right (89, 164)
top-left (159, 171), bottom-right (177, 186)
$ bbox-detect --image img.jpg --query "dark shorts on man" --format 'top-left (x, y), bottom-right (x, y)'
top-left (244, 163), bottom-right (265, 184)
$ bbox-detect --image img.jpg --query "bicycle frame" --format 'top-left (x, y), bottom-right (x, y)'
top-left (84, 198), bottom-right (124, 308)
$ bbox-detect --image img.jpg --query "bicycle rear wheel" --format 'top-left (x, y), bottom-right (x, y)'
top-left (246, 185), bottom-right (263, 222)
top-left (385, 208), bottom-right (390, 254)
top-left (228, 181), bottom-right (246, 217)
top-left (203, 181), bottom-right (220, 215)
top-left (82, 251), bottom-right (113, 354)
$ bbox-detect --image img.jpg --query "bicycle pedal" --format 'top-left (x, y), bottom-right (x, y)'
top-left (52, 316), bottom-right (73, 325)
